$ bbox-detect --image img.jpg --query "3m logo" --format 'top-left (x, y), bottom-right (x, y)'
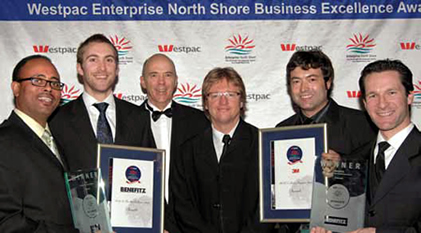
top-left (281, 44), bottom-right (296, 51)
top-left (347, 91), bottom-right (361, 98)
top-left (33, 45), bottom-right (49, 53)
top-left (400, 42), bottom-right (415, 50)
top-left (158, 45), bottom-right (174, 52)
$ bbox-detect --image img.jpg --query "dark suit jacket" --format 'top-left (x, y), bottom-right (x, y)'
top-left (49, 95), bottom-right (153, 171)
top-left (276, 99), bottom-right (377, 156)
top-left (354, 127), bottom-right (421, 233)
top-left (172, 119), bottom-right (270, 233)
top-left (139, 100), bottom-right (210, 233)
top-left (0, 112), bottom-right (78, 233)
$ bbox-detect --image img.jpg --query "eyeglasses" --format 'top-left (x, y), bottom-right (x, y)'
top-left (207, 91), bottom-right (240, 100)
top-left (16, 75), bottom-right (64, 91)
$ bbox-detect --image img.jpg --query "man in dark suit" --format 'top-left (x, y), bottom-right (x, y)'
top-left (50, 34), bottom-right (151, 171)
top-left (0, 55), bottom-right (78, 232)
top-left (172, 67), bottom-right (270, 233)
top-left (277, 51), bottom-right (376, 156)
top-left (139, 53), bottom-right (209, 233)
top-left (313, 59), bottom-right (421, 233)
top-left (276, 51), bottom-right (376, 233)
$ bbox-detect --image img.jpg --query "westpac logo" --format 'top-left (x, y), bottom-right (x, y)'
top-left (400, 42), bottom-right (420, 50)
top-left (225, 34), bottom-right (255, 55)
top-left (115, 93), bottom-right (146, 104)
top-left (346, 33), bottom-right (376, 54)
top-left (60, 84), bottom-right (81, 105)
top-left (173, 83), bottom-right (202, 104)
top-left (158, 44), bottom-right (201, 53)
top-left (280, 43), bottom-right (322, 52)
top-left (346, 90), bottom-right (361, 98)
top-left (33, 45), bottom-right (76, 54)
top-left (109, 35), bottom-right (132, 56)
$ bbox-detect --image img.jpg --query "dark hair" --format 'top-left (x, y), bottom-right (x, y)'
top-left (12, 55), bottom-right (52, 81)
top-left (359, 59), bottom-right (413, 99)
top-left (286, 50), bottom-right (334, 96)
top-left (76, 34), bottom-right (119, 65)
top-left (202, 67), bottom-right (247, 117)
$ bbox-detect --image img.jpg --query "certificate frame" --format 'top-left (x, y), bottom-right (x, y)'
top-left (97, 144), bottom-right (165, 233)
top-left (259, 124), bottom-right (327, 222)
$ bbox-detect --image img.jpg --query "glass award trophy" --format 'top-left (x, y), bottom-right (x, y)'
top-left (310, 157), bottom-right (368, 232)
top-left (65, 168), bottom-right (113, 233)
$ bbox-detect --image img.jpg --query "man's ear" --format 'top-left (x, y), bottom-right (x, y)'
top-left (11, 81), bottom-right (20, 97)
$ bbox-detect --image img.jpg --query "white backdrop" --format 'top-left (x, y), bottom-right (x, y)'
top-left (1, 0), bottom-right (420, 129)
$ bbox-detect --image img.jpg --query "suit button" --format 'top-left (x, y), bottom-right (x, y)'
top-left (368, 210), bottom-right (376, 217)
top-left (213, 203), bottom-right (220, 209)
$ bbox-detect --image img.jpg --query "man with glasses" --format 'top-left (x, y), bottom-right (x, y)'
top-left (172, 67), bottom-right (271, 233)
top-left (0, 55), bottom-right (77, 232)
top-left (50, 34), bottom-right (152, 171)
top-left (139, 53), bottom-right (209, 233)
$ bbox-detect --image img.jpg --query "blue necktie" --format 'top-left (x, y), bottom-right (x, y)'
top-left (94, 102), bottom-right (113, 144)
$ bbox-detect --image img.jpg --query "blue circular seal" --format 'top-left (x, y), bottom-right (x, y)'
top-left (286, 146), bottom-right (303, 164)
top-left (125, 165), bottom-right (141, 183)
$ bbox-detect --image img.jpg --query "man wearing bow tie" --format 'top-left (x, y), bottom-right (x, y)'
top-left (49, 34), bottom-right (152, 171)
top-left (139, 53), bottom-right (209, 233)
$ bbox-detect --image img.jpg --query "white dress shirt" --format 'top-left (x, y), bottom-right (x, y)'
top-left (146, 101), bottom-right (173, 200)
top-left (374, 123), bottom-right (414, 169)
top-left (212, 120), bottom-right (239, 162)
top-left (82, 92), bottom-right (116, 140)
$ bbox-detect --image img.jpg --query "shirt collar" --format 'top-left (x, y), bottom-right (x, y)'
top-left (376, 123), bottom-right (414, 150)
top-left (146, 100), bottom-right (172, 112)
top-left (14, 108), bottom-right (50, 138)
top-left (212, 119), bottom-right (239, 141)
top-left (299, 99), bottom-right (331, 124)
top-left (83, 92), bottom-right (115, 109)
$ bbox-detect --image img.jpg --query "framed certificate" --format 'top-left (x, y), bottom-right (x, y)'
top-left (259, 124), bottom-right (327, 222)
top-left (97, 144), bottom-right (165, 233)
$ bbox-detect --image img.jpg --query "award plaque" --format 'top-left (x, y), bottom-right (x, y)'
top-left (98, 144), bottom-right (165, 233)
top-left (259, 124), bottom-right (327, 222)
top-left (65, 169), bottom-right (113, 233)
top-left (310, 158), bottom-right (368, 232)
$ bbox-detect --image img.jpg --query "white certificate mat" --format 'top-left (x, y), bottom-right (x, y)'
top-left (111, 158), bottom-right (154, 228)
top-left (274, 138), bottom-right (316, 210)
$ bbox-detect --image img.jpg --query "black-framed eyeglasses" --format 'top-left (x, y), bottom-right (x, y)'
top-left (16, 75), bottom-right (64, 91)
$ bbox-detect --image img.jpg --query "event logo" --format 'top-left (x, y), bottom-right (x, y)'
top-left (109, 35), bottom-right (133, 65)
top-left (225, 34), bottom-right (255, 55)
top-left (173, 83), bottom-right (202, 104)
top-left (346, 33), bottom-right (377, 63)
top-left (280, 43), bottom-right (322, 52)
top-left (60, 84), bottom-right (81, 105)
top-left (125, 166), bottom-right (141, 184)
top-left (157, 44), bottom-right (201, 53)
top-left (400, 42), bottom-right (420, 50)
top-left (286, 146), bottom-right (303, 165)
top-left (109, 35), bottom-right (132, 56)
top-left (225, 34), bottom-right (256, 64)
top-left (32, 45), bottom-right (76, 54)
top-left (346, 33), bottom-right (376, 54)
top-left (346, 90), bottom-right (361, 98)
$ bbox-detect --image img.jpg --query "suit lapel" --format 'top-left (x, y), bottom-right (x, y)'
top-left (140, 100), bottom-right (156, 148)
top-left (372, 128), bottom-right (419, 205)
top-left (220, 119), bottom-right (250, 162)
top-left (114, 97), bottom-right (130, 144)
top-left (10, 112), bottom-right (65, 170)
top-left (70, 97), bottom-right (97, 156)
top-left (200, 127), bottom-right (219, 171)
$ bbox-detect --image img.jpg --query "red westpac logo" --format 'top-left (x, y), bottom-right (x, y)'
top-left (281, 44), bottom-right (296, 51)
top-left (400, 42), bottom-right (418, 50)
top-left (33, 45), bottom-right (49, 53)
top-left (347, 91), bottom-right (361, 98)
top-left (158, 45), bottom-right (174, 52)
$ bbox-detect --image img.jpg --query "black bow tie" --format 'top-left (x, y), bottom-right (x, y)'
top-left (147, 103), bottom-right (173, 122)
